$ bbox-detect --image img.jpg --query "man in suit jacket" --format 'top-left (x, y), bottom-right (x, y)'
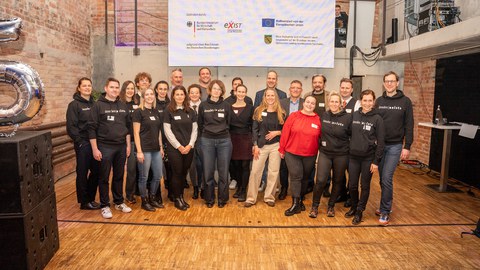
top-left (339, 78), bottom-right (359, 113)
top-left (277, 80), bottom-right (304, 200)
top-left (254, 70), bottom-right (287, 107)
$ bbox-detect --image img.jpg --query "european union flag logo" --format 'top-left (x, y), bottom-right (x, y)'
top-left (262, 18), bottom-right (275, 27)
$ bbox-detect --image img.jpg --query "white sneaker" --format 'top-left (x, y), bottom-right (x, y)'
top-left (101, 206), bottom-right (112, 219)
top-left (115, 203), bottom-right (132, 213)
top-left (229, 179), bottom-right (237, 190)
top-left (258, 181), bottom-right (266, 192)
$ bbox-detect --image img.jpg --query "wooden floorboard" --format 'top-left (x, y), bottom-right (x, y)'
top-left (45, 164), bottom-right (480, 269)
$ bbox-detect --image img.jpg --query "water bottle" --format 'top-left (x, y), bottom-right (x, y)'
top-left (435, 105), bottom-right (444, 125)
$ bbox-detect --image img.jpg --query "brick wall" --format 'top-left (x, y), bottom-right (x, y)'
top-left (0, 0), bottom-right (93, 127)
top-left (403, 60), bottom-right (436, 164)
top-left (115, 0), bottom-right (168, 46)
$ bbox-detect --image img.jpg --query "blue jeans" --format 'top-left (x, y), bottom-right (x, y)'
top-left (378, 143), bottom-right (402, 214)
top-left (200, 137), bottom-right (232, 204)
top-left (137, 151), bottom-right (163, 197)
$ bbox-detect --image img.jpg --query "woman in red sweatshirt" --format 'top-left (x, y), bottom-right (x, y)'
top-left (279, 95), bottom-right (321, 216)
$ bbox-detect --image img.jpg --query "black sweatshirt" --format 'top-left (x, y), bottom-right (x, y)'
top-left (320, 110), bottom-right (352, 156)
top-left (349, 109), bottom-right (385, 165)
top-left (66, 93), bottom-right (95, 146)
top-left (230, 104), bottom-right (254, 135)
top-left (375, 90), bottom-right (414, 150)
top-left (88, 94), bottom-right (131, 145)
top-left (198, 97), bottom-right (232, 139)
top-left (126, 100), bottom-right (139, 142)
top-left (252, 111), bottom-right (284, 148)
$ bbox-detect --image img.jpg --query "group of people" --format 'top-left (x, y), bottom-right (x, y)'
top-left (66, 68), bottom-right (414, 226)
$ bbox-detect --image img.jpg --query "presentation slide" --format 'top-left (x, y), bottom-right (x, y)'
top-left (168, 0), bottom-right (335, 68)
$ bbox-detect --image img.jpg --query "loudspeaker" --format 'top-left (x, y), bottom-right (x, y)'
top-left (0, 131), bottom-right (54, 214)
top-left (0, 192), bottom-right (59, 270)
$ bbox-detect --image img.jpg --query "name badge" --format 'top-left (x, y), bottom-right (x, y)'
top-left (233, 110), bottom-right (239, 114)
top-left (174, 116), bottom-right (181, 120)
top-left (150, 116), bottom-right (156, 121)
top-left (133, 105), bottom-right (139, 109)
top-left (261, 112), bottom-right (268, 116)
top-left (346, 109), bottom-right (352, 113)
top-left (365, 125), bottom-right (371, 131)
top-left (322, 141), bottom-right (326, 146)
top-left (318, 103), bottom-right (325, 107)
top-left (311, 123), bottom-right (318, 129)
top-left (107, 116), bottom-right (115, 121)
top-left (218, 113), bottom-right (224, 118)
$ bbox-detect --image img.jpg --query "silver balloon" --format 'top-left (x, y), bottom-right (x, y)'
top-left (0, 18), bottom-right (22, 42)
top-left (0, 61), bottom-right (45, 126)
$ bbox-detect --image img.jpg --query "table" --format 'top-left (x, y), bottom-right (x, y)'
top-left (418, 122), bottom-right (463, 192)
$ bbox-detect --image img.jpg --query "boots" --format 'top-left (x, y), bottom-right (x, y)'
top-left (309, 205), bottom-right (319, 218)
top-left (179, 194), bottom-right (190, 208)
top-left (192, 186), bottom-right (199, 199)
top-left (299, 196), bottom-right (306, 211)
top-left (149, 194), bottom-right (164, 208)
top-left (285, 197), bottom-right (302, 216)
top-left (141, 197), bottom-right (156, 212)
top-left (352, 210), bottom-right (363, 225)
top-left (174, 197), bottom-right (188, 211)
top-left (278, 186), bottom-right (287, 200)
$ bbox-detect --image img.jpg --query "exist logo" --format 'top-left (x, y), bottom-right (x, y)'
top-left (224, 21), bottom-right (242, 33)
top-left (262, 18), bottom-right (275, 27)
top-left (187, 21), bottom-right (193, 27)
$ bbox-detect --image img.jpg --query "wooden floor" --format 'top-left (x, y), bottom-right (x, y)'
top-left (45, 164), bottom-right (480, 269)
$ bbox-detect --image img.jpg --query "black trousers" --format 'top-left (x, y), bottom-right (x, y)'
top-left (279, 159), bottom-right (289, 189)
top-left (74, 142), bottom-right (99, 204)
top-left (348, 157), bottom-right (373, 211)
top-left (312, 152), bottom-right (348, 207)
top-left (284, 152), bottom-right (316, 198)
top-left (166, 147), bottom-right (194, 198)
top-left (98, 143), bottom-right (126, 207)
top-left (231, 159), bottom-right (251, 189)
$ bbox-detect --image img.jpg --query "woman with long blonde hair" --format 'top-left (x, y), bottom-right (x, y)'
top-left (244, 89), bottom-right (285, 208)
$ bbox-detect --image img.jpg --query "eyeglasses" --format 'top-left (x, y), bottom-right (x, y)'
top-left (384, 80), bottom-right (397, 84)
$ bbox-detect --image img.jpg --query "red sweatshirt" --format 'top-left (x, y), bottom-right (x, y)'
top-left (279, 111), bottom-right (321, 157)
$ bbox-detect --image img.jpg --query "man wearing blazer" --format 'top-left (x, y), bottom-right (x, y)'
top-left (278, 80), bottom-right (304, 200)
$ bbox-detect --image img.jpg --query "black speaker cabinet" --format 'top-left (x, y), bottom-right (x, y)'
top-left (0, 192), bottom-right (59, 270)
top-left (0, 131), bottom-right (54, 214)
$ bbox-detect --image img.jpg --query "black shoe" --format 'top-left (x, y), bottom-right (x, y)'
top-left (336, 193), bottom-right (348, 203)
top-left (352, 210), bottom-right (363, 225)
top-left (180, 194), bottom-right (190, 208)
top-left (80, 202), bottom-right (101, 210)
top-left (344, 207), bottom-right (356, 218)
top-left (174, 198), bottom-right (188, 211)
top-left (192, 187), bottom-right (199, 199)
top-left (218, 202), bottom-right (226, 208)
top-left (141, 197), bottom-right (156, 212)
top-left (278, 187), bottom-right (287, 200)
top-left (125, 195), bottom-right (136, 204)
top-left (233, 188), bottom-right (241, 198)
top-left (149, 194), bottom-right (164, 208)
top-left (206, 202), bottom-right (214, 208)
top-left (90, 201), bottom-right (100, 208)
top-left (168, 193), bottom-right (174, 202)
top-left (323, 188), bottom-right (331, 198)
top-left (200, 189), bottom-right (205, 199)
top-left (285, 197), bottom-right (301, 216)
